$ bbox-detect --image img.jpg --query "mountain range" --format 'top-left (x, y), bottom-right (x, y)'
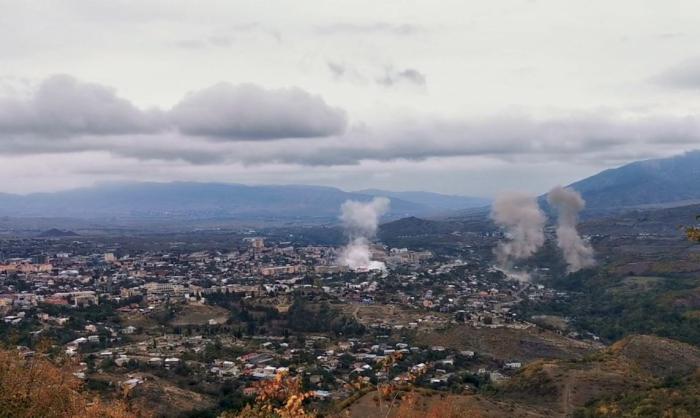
top-left (568, 150), bottom-right (700, 210)
top-left (0, 182), bottom-right (486, 222)
top-left (1, 150), bottom-right (700, 223)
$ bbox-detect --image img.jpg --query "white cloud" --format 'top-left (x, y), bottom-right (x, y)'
top-left (170, 82), bottom-right (347, 139)
top-left (0, 76), bottom-right (346, 143)
top-left (654, 57), bottom-right (700, 89)
top-left (0, 75), bottom-right (162, 136)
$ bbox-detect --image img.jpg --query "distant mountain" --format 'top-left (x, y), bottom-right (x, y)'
top-left (568, 151), bottom-right (700, 210)
top-left (37, 228), bottom-right (79, 238)
top-left (357, 189), bottom-right (490, 211)
top-left (0, 182), bottom-right (431, 222)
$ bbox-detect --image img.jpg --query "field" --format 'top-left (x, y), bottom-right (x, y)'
top-left (414, 325), bottom-right (601, 362)
top-left (338, 302), bottom-right (450, 328)
top-left (170, 303), bottom-right (230, 326)
top-left (608, 275), bottom-right (666, 294)
top-left (89, 372), bottom-right (216, 416)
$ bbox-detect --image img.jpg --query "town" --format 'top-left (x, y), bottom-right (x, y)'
top-left (0, 231), bottom-right (599, 416)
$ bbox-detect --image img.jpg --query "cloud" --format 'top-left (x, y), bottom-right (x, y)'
top-left (326, 62), bottom-right (426, 87)
top-left (654, 57), bottom-right (700, 89)
top-left (170, 82), bottom-right (347, 140)
top-left (22, 109), bottom-right (699, 169)
top-left (377, 68), bottom-right (426, 87)
top-left (170, 24), bottom-right (283, 50)
top-left (327, 61), bottom-right (367, 83)
top-left (0, 75), bottom-right (163, 136)
top-left (0, 76), bottom-right (346, 143)
top-left (315, 23), bottom-right (422, 36)
top-left (242, 112), bottom-right (700, 167)
top-left (172, 39), bottom-right (208, 50)
top-left (1, 75), bottom-right (700, 173)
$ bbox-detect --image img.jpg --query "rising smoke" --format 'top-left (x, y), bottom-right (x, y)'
top-left (338, 197), bottom-right (390, 271)
top-left (490, 192), bottom-right (546, 273)
top-left (547, 186), bottom-right (595, 272)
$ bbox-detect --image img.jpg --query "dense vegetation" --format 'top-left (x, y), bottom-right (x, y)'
top-left (519, 269), bottom-right (700, 346)
top-left (575, 372), bottom-right (700, 417)
top-left (287, 297), bottom-right (365, 336)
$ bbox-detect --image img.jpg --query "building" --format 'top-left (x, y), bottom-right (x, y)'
top-left (52, 291), bottom-right (99, 307)
top-left (250, 238), bottom-right (265, 250)
top-left (144, 282), bottom-right (186, 299)
top-left (259, 265), bottom-right (302, 277)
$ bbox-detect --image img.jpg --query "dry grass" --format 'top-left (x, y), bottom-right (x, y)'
top-left (414, 325), bottom-right (600, 362)
top-left (0, 348), bottom-right (150, 418)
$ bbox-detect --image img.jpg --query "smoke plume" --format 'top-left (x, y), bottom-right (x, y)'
top-left (338, 197), bottom-right (390, 271)
top-left (547, 186), bottom-right (595, 272)
top-left (490, 192), bottom-right (546, 270)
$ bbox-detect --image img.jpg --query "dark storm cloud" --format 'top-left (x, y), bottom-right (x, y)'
top-left (0, 75), bottom-right (163, 136)
top-left (654, 57), bottom-right (700, 88)
top-left (170, 82), bottom-right (347, 140)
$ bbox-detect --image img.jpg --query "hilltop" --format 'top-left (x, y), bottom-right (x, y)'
top-left (37, 228), bottom-right (79, 238)
top-left (497, 335), bottom-right (700, 416)
top-left (568, 150), bottom-right (700, 211)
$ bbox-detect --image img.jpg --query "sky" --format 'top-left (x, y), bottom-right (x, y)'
top-left (2, 0), bottom-right (700, 196)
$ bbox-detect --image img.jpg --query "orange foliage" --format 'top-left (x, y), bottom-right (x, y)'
top-left (684, 215), bottom-right (700, 242)
top-left (0, 348), bottom-right (149, 418)
top-left (223, 372), bottom-right (316, 418)
top-left (219, 362), bottom-right (479, 418)
top-left (392, 393), bottom-right (482, 418)
top-left (687, 226), bottom-right (700, 242)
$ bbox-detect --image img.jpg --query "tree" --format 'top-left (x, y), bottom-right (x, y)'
top-left (220, 372), bottom-right (315, 418)
top-left (685, 215), bottom-right (700, 242)
top-left (0, 347), bottom-right (150, 417)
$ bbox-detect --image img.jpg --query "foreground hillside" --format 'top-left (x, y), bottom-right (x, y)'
top-left (496, 335), bottom-right (700, 417)
top-left (4, 335), bottom-right (699, 418)
top-left (0, 348), bottom-right (148, 418)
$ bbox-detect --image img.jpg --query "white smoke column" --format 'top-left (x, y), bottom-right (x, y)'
top-left (338, 197), bottom-right (390, 271)
top-left (547, 186), bottom-right (595, 272)
top-left (490, 192), bottom-right (546, 269)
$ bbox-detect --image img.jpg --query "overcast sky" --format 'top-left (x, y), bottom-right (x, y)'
top-left (2, 0), bottom-right (700, 196)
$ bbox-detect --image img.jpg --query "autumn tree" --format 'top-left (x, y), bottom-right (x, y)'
top-left (221, 372), bottom-right (316, 418)
top-left (0, 348), bottom-right (149, 418)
